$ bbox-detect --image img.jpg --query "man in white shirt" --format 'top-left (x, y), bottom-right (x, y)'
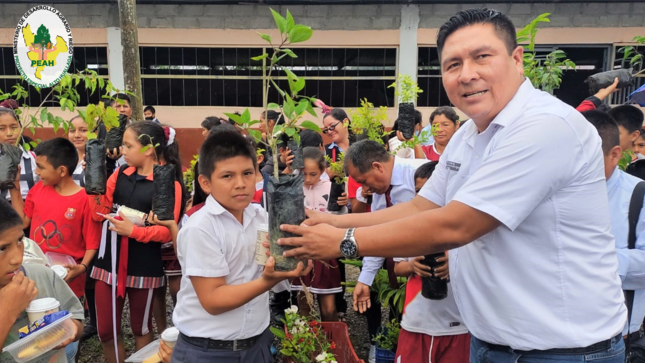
top-left (278, 8), bottom-right (626, 362)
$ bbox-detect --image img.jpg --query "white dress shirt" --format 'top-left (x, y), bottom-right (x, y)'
top-left (173, 195), bottom-right (270, 340)
top-left (419, 79), bottom-right (626, 350)
top-left (607, 167), bottom-right (645, 335)
top-left (358, 157), bottom-right (429, 286)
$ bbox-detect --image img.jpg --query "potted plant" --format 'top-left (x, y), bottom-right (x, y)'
top-left (388, 75), bottom-right (422, 140)
top-left (226, 9), bottom-right (321, 271)
top-left (325, 152), bottom-right (347, 213)
top-left (373, 319), bottom-right (400, 363)
top-left (349, 98), bottom-right (390, 146)
top-left (183, 154), bottom-right (199, 194)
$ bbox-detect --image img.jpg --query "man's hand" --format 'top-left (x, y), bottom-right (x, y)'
top-left (412, 256), bottom-right (432, 277)
top-left (278, 223), bottom-right (345, 260)
top-left (106, 147), bottom-right (123, 160)
top-left (352, 282), bottom-right (371, 313)
top-left (302, 209), bottom-right (337, 227)
top-left (261, 256), bottom-right (314, 285)
top-left (63, 264), bottom-right (86, 283)
top-left (360, 187), bottom-right (373, 200)
top-left (434, 253), bottom-right (449, 280)
top-left (158, 340), bottom-right (173, 363)
top-left (594, 77), bottom-right (620, 101)
top-left (0, 272), bottom-right (38, 322)
top-left (105, 211), bottom-right (135, 237)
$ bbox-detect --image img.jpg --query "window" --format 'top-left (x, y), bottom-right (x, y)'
top-left (610, 44), bottom-right (645, 105)
top-left (140, 47), bottom-right (397, 108)
top-left (0, 46), bottom-right (108, 107)
top-left (417, 47), bottom-right (450, 107)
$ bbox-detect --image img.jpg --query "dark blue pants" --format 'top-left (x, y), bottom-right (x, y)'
top-left (170, 329), bottom-right (273, 363)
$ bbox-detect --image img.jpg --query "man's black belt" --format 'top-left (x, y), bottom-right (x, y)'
top-left (485, 334), bottom-right (621, 355)
top-left (179, 330), bottom-right (264, 351)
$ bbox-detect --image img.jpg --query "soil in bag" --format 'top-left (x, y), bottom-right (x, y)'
top-left (104, 114), bottom-right (128, 152)
top-left (0, 143), bottom-right (22, 189)
top-left (420, 252), bottom-right (448, 300)
top-left (327, 182), bottom-right (345, 212)
top-left (398, 102), bottom-right (416, 140)
top-left (287, 139), bottom-right (304, 170)
top-left (266, 173), bottom-right (306, 271)
top-left (586, 69), bottom-right (633, 95)
top-left (153, 164), bottom-right (176, 221)
top-left (84, 139), bottom-right (107, 195)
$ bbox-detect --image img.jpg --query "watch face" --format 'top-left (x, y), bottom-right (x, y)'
top-left (340, 239), bottom-right (357, 258)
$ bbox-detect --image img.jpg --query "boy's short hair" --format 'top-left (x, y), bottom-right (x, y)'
top-left (144, 105), bottom-right (156, 114)
top-left (582, 110), bottom-right (620, 155)
top-left (608, 105), bottom-right (644, 134)
top-left (199, 129), bottom-right (257, 177)
top-left (414, 161), bottom-right (438, 180)
top-left (34, 137), bottom-right (79, 175)
top-left (300, 129), bottom-right (323, 148)
top-left (0, 198), bottom-right (23, 234)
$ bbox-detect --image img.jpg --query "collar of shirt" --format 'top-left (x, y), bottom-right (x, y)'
top-left (205, 194), bottom-right (263, 228)
top-left (389, 156), bottom-right (406, 186)
top-left (327, 142), bottom-right (346, 152)
top-left (607, 167), bottom-right (621, 192)
top-left (123, 166), bottom-right (154, 181)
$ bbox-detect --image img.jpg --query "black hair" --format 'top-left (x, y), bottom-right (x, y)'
top-left (208, 122), bottom-right (240, 137)
top-left (344, 139), bottom-right (390, 174)
top-left (582, 110), bottom-right (620, 155)
top-left (437, 8), bottom-right (518, 58)
top-left (227, 112), bottom-right (241, 124)
top-left (414, 161), bottom-right (438, 180)
top-left (144, 106), bottom-right (156, 114)
top-left (627, 159), bottom-right (645, 180)
top-left (201, 116), bottom-right (225, 131)
top-left (323, 108), bottom-right (356, 144)
top-left (0, 198), bottom-right (22, 234)
top-left (262, 110), bottom-right (285, 126)
top-left (106, 93), bottom-right (131, 109)
top-left (414, 110), bottom-right (422, 125)
top-left (303, 146), bottom-right (326, 172)
top-left (33, 137), bottom-right (78, 175)
top-left (430, 106), bottom-right (460, 124)
top-left (127, 121), bottom-right (187, 216)
top-left (608, 105), bottom-right (644, 134)
top-left (191, 160), bottom-right (208, 207)
top-left (300, 129), bottom-right (323, 148)
top-left (0, 107), bottom-right (33, 145)
top-left (199, 129), bottom-right (257, 178)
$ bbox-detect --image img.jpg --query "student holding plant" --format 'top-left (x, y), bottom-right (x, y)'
top-left (0, 106), bottom-right (38, 202)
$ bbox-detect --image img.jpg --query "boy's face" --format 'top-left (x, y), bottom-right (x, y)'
top-left (35, 155), bottom-right (66, 186)
top-left (199, 156), bottom-right (256, 216)
top-left (115, 100), bottom-right (132, 118)
top-left (618, 125), bottom-right (639, 152)
top-left (0, 225), bottom-right (25, 288)
top-left (144, 110), bottom-right (154, 119)
top-left (415, 177), bottom-right (429, 194)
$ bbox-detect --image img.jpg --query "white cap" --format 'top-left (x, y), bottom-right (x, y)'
top-left (161, 327), bottom-right (179, 342)
top-left (258, 224), bottom-right (269, 232)
top-left (26, 298), bottom-right (60, 313)
top-left (51, 265), bottom-right (68, 279)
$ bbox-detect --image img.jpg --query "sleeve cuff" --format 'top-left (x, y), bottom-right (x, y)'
top-left (358, 271), bottom-right (376, 286)
top-left (586, 96), bottom-right (602, 108)
top-left (129, 226), bottom-right (144, 241)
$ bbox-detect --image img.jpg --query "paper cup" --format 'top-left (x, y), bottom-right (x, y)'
top-left (26, 298), bottom-right (60, 324)
top-left (161, 327), bottom-right (179, 349)
top-left (255, 224), bottom-right (269, 265)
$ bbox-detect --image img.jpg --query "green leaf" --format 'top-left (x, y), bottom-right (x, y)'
top-left (282, 48), bottom-right (297, 58)
top-left (289, 77), bottom-right (305, 95)
top-left (288, 25), bottom-right (313, 44)
top-left (268, 102), bottom-right (280, 110)
top-left (23, 143), bottom-right (30, 151)
top-left (249, 129), bottom-right (262, 143)
top-left (305, 101), bottom-right (317, 117)
top-left (270, 326), bottom-right (286, 339)
top-left (285, 10), bottom-right (295, 33)
top-left (251, 53), bottom-right (269, 62)
top-left (285, 126), bottom-right (296, 137)
top-left (280, 349), bottom-right (293, 357)
top-left (295, 99), bottom-right (308, 116)
top-left (300, 120), bottom-right (321, 133)
top-left (257, 32), bottom-right (272, 44)
top-left (224, 112), bottom-right (243, 125)
top-left (270, 8), bottom-right (287, 34)
top-left (60, 97), bottom-right (67, 111)
top-left (241, 108), bottom-right (252, 124)
top-left (40, 108), bottom-right (48, 123)
top-left (53, 122), bottom-right (59, 133)
top-left (87, 131), bottom-right (97, 140)
top-left (29, 141), bottom-right (38, 148)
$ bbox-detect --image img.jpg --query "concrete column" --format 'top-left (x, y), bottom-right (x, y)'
top-left (397, 5), bottom-right (420, 103)
top-left (107, 27), bottom-right (125, 91)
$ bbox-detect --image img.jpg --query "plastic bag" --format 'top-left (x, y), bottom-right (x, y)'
top-left (586, 69), bottom-right (633, 95)
top-left (84, 139), bottom-right (107, 195)
top-left (153, 164), bottom-right (176, 221)
top-left (287, 139), bottom-right (304, 170)
top-left (398, 102), bottom-right (416, 140)
top-left (266, 174), bottom-right (306, 271)
top-left (420, 252), bottom-right (448, 300)
top-left (327, 182), bottom-right (345, 212)
top-left (104, 114), bottom-right (128, 152)
top-left (0, 143), bottom-right (22, 190)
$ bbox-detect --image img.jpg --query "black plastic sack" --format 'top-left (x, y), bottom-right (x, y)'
top-left (84, 139), bottom-right (107, 195)
top-left (287, 139), bottom-right (304, 170)
top-left (398, 102), bottom-right (416, 140)
top-left (266, 173), bottom-right (306, 271)
top-left (104, 114), bottom-right (128, 152)
top-left (0, 144), bottom-right (22, 190)
top-left (327, 182), bottom-right (345, 212)
top-left (153, 164), bottom-right (176, 221)
top-left (420, 252), bottom-right (448, 300)
top-left (586, 69), bottom-right (633, 95)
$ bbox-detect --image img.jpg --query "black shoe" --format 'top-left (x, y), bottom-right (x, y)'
top-left (81, 325), bottom-right (97, 342)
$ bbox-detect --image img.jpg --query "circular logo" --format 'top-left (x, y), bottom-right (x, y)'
top-left (13, 6), bottom-right (73, 88)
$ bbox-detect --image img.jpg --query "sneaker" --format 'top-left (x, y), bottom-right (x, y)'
top-left (369, 344), bottom-right (376, 363)
top-left (81, 325), bottom-right (97, 342)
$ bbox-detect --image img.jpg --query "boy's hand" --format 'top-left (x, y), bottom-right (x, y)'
top-left (261, 257), bottom-right (313, 285)
top-left (63, 264), bottom-right (86, 283)
top-left (0, 271), bottom-right (38, 321)
top-left (352, 282), bottom-right (371, 313)
top-left (106, 147), bottom-right (123, 160)
top-left (105, 211), bottom-right (134, 237)
top-left (434, 253), bottom-right (449, 280)
top-left (158, 340), bottom-right (173, 363)
top-left (13, 165), bottom-right (21, 187)
top-left (337, 192), bottom-right (348, 207)
top-left (148, 211), bottom-right (179, 230)
top-left (185, 198), bottom-right (193, 212)
top-left (412, 256), bottom-right (432, 277)
top-left (53, 319), bottom-right (81, 350)
top-left (396, 130), bottom-right (412, 142)
top-left (595, 77), bottom-right (620, 101)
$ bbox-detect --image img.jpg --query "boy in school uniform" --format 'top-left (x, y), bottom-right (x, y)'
top-left (171, 130), bottom-right (312, 363)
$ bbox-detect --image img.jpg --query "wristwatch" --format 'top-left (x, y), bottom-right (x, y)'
top-left (340, 228), bottom-right (359, 259)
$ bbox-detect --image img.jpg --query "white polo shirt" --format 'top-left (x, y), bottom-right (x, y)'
top-left (358, 157), bottom-right (429, 286)
top-left (419, 79), bottom-right (626, 350)
top-left (172, 195), bottom-right (270, 340)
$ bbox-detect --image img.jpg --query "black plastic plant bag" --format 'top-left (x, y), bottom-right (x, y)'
top-left (287, 139), bottom-right (304, 170)
top-left (153, 164), bottom-right (176, 221)
top-left (84, 139), bottom-right (108, 195)
top-left (586, 69), bottom-right (633, 95)
top-left (266, 173), bottom-right (306, 271)
top-left (420, 252), bottom-right (448, 300)
top-left (104, 114), bottom-right (128, 152)
top-left (0, 144), bottom-right (22, 190)
top-left (327, 182), bottom-right (345, 212)
top-left (398, 102), bottom-right (416, 140)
